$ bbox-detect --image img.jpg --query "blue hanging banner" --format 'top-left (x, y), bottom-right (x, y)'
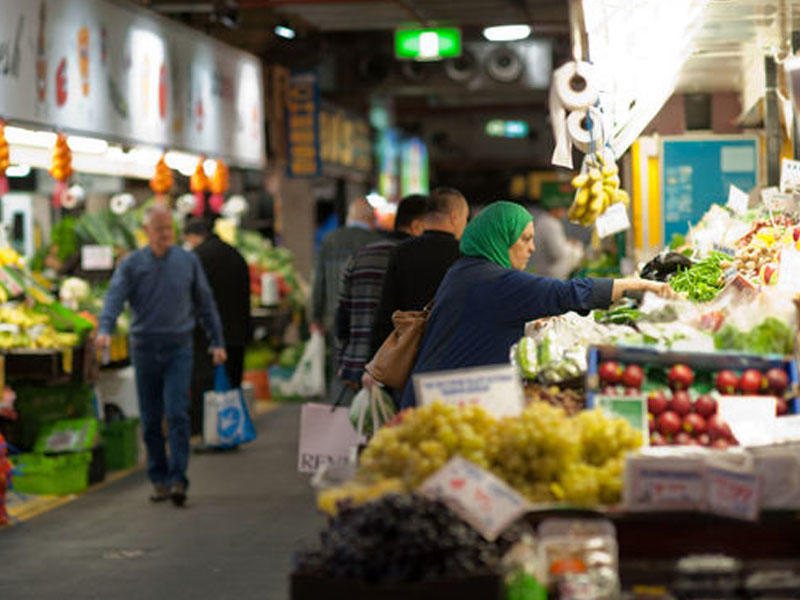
top-left (286, 71), bottom-right (322, 178)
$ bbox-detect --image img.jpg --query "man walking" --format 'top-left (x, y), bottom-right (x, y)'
top-left (335, 194), bottom-right (428, 387)
top-left (184, 218), bottom-right (251, 438)
top-left (97, 205), bottom-right (226, 507)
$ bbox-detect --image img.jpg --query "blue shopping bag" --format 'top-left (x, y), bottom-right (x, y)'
top-left (203, 366), bottom-right (257, 447)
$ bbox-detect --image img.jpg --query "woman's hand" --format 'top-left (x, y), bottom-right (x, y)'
top-left (611, 278), bottom-right (682, 302)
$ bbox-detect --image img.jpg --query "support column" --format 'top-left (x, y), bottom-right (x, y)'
top-left (793, 31), bottom-right (800, 160)
top-left (765, 56), bottom-right (782, 186)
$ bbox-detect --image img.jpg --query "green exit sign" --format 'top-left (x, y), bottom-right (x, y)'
top-left (395, 27), bottom-right (461, 61)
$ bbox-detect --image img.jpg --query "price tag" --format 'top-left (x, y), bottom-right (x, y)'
top-left (81, 245), bottom-right (114, 271)
top-left (707, 465), bottom-right (760, 521)
top-left (414, 364), bottom-right (524, 419)
top-left (595, 202), bottom-right (630, 238)
top-left (0, 324), bottom-right (20, 334)
top-left (727, 185), bottom-right (749, 215)
top-left (624, 454), bottom-right (707, 511)
top-left (594, 395), bottom-right (648, 443)
top-left (717, 395), bottom-right (777, 447)
top-left (780, 158), bottom-right (800, 193)
top-left (778, 248), bottom-right (800, 293)
top-left (419, 456), bottom-right (532, 541)
top-left (761, 186), bottom-right (792, 212)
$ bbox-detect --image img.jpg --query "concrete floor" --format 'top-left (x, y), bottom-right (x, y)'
top-left (0, 404), bottom-right (324, 600)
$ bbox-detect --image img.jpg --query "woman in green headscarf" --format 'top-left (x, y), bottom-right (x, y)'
top-left (399, 201), bottom-right (674, 408)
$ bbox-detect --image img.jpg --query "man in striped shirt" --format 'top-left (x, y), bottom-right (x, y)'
top-left (335, 195), bottom-right (429, 387)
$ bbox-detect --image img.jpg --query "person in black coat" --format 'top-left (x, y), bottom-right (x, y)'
top-left (184, 218), bottom-right (251, 436)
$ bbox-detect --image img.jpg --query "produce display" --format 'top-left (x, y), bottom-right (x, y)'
top-left (236, 230), bottom-right (306, 310)
top-left (329, 402), bottom-right (641, 510)
top-left (567, 152), bottom-right (630, 226)
top-left (668, 251), bottom-right (729, 302)
top-left (713, 317), bottom-right (794, 355)
top-left (523, 384), bottom-right (585, 415)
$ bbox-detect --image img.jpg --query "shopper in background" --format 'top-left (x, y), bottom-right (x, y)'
top-left (528, 201), bottom-right (584, 279)
top-left (370, 187), bottom-right (469, 357)
top-left (310, 197), bottom-right (384, 398)
top-left (184, 218), bottom-right (251, 439)
top-left (97, 205), bottom-right (226, 507)
top-left (400, 201), bottom-right (677, 408)
top-left (335, 194), bottom-right (429, 389)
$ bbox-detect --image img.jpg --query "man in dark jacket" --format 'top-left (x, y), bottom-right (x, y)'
top-left (184, 218), bottom-right (251, 436)
top-left (370, 187), bottom-right (469, 356)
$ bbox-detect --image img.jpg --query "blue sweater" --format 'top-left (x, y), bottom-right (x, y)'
top-left (400, 256), bottom-right (614, 408)
top-left (99, 246), bottom-right (225, 346)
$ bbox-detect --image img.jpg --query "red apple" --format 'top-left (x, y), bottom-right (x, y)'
top-left (739, 369), bottom-right (766, 395)
top-left (694, 394), bottom-right (718, 418)
top-left (711, 438), bottom-right (730, 450)
top-left (668, 364), bottom-right (695, 391)
top-left (715, 370), bottom-right (739, 395)
top-left (657, 411), bottom-right (682, 436)
top-left (650, 431), bottom-right (667, 446)
top-left (682, 413), bottom-right (707, 436)
top-left (599, 361), bottom-right (623, 385)
top-left (674, 431), bottom-right (693, 445)
top-left (765, 368), bottom-right (789, 395)
top-left (707, 415), bottom-right (733, 441)
top-left (776, 398), bottom-right (789, 416)
top-left (697, 433), bottom-right (711, 446)
top-left (622, 364), bottom-right (645, 389)
top-left (647, 390), bottom-right (669, 415)
top-left (669, 391), bottom-right (693, 416)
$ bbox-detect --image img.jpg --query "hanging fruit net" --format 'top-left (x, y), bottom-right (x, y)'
top-left (209, 159), bottom-right (229, 214)
top-left (149, 154), bottom-right (174, 198)
top-left (190, 157), bottom-right (209, 217)
top-left (49, 133), bottom-right (72, 208)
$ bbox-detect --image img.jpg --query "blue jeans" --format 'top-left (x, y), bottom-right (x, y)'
top-left (131, 336), bottom-right (194, 488)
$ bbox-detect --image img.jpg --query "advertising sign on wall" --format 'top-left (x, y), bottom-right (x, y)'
top-left (286, 71), bottom-right (321, 178)
top-left (400, 136), bottom-right (429, 196)
top-left (0, 0), bottom-right (265, 168)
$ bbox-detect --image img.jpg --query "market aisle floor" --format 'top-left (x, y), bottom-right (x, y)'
top-left (0, 404), bottom-right (324, 600)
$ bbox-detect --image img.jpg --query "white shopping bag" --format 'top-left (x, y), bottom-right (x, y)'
top-left (298, 402), bottom-right (363, 473)
top-left (203, 367), bottom-right (257, 447)
top-left (274, 331), bottom-right (326, 399)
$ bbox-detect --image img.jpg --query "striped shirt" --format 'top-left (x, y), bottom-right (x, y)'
top-left (335, 232), bottom-right (409, 383)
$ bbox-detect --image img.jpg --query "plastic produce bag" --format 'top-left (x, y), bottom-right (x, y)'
top-left (348, 385), bottom-right (396, 436)
top-left (203, 366), bottom-right (257, 447)
top-left (273, 331), bottom-right (326, 399)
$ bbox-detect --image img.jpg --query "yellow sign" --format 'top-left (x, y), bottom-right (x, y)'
top-left (286, 72), bottom-right (320, 177)
top-left (319, 108), bottom-right (372, 173)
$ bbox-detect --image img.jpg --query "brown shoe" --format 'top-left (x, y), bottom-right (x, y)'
top-left (150, 484), bottom-right (170, 503)
top-left (170, 482), bottom-right (186, 507)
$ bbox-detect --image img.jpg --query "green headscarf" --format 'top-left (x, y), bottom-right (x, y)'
top-left (459, 201), bottom-right (533, 269)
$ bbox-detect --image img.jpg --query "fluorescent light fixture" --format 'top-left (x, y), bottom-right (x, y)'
top-left (482, 24), bottom-right (531, 42)
top-left (67, 135), bottom-right (108, 154)
top-left (4, 126), bottom-right (57, 148)
top-left (6, 164), bottom-right (30, 178)
top-left (165, 150), bottom-right (201, 176)
top-left (274, 25), bottom-right (295, 39)
top-left (127, 146), bottom-right (163, 167)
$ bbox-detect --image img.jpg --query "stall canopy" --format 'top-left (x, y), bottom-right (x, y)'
top-left (0, 0), bottom-right (265, 170)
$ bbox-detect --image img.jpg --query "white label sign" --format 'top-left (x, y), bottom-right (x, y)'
top-left (717, 395), bottom-right (778, 447)
top-left (625, 456), bottom-right (707, 511)
top-left (727, 185), bottom-right (749, 215)
top-left (778, 247), bottom-right (800, 293)
top-left (419, 456), bottom-right (532, 541)
top-left (414, 364), bottom-right (524, 419)
top-left (595, 202), bottom-right (630, 238)
top-left (781, 158), bottom-right (800, 194)
top-left (81, 245), bottom-right (114, 271)
top-left (707, 465), bottom-right (760, 521)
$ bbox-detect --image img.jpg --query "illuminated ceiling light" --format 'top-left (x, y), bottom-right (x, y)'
top-left (482, 24), bottom-right (531, 42)
top-left (274, 25), bottom-right (295, 39)
top-left (6, 164), bottom-right (31, 178)
top-left (67, 135), bottom-right (109, 154)
top-left (4, 126), bottom-right (57, 148)
top-left (418, 31), bottom-right (440, 59)
top-left (165, 150), bottom-right (201, 176)
top-left (127, 146), bottom-right (163, 167)
top-left (204, 158), bottom-right (217, 177)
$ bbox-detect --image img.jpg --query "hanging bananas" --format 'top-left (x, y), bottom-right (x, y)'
top-left (567, 153), bottom-right (630, 227)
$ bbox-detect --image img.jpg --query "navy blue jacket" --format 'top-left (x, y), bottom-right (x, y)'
top-left (400, 256), bottom-right (614, 407)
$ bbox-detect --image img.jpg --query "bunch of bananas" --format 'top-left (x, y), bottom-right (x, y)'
top-left (190, 157), bottom-right (209, 194)
top-left (149, 154), bottom-right (174, 195)
top-left (49, 133), bottom-right (72, 182)
top-left (567, 155), bottom-right (630, 226)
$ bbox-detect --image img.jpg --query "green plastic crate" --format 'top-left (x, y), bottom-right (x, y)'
top-left (11, 451), bottom-right (91, 495)
top-left (34, 418), bottom-right (99, 454)
top-left (102, 419), bottom-right (140, 470)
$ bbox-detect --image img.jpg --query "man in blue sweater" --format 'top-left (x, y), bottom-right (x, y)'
top-left (97, 204), bottom-right (226, 507)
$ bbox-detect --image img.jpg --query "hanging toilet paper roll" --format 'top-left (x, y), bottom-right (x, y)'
top-left (553, 61), bottom-right (598, 111)
top-left (566, 110), bottom-right (595, 153)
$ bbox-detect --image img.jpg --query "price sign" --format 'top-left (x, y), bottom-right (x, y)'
top-left (778, 248), bottom-right (800, 293)
top-left (81, 245), bottom-right (114, 271)
top-left (594, 395), bottom-right (648, 442)
top-left (624, 455), bottom-right (707, 511)
top-left (419, 456), bottom-right (532, 541)
top-left (595, 202), bottom-right (630, 238)
top-left (707, 465), bottom-right (760, 521)
top-left (780, 158), bottom-right (800, 194)
top-left (727, 184), bottom-right (749, 215)
top-left (414, 364), bottom-right (524, 419)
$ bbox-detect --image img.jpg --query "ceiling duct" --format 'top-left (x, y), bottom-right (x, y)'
top-left (485, 46), bottom-right (524, 83)
top-left (444, 50), bottom-right (478, 82)
top-left (401, 60), bottom-right (431, 82)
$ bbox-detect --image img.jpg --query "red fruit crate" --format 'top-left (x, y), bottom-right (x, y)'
top-left (585, 344), bottom-right (799, 415)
